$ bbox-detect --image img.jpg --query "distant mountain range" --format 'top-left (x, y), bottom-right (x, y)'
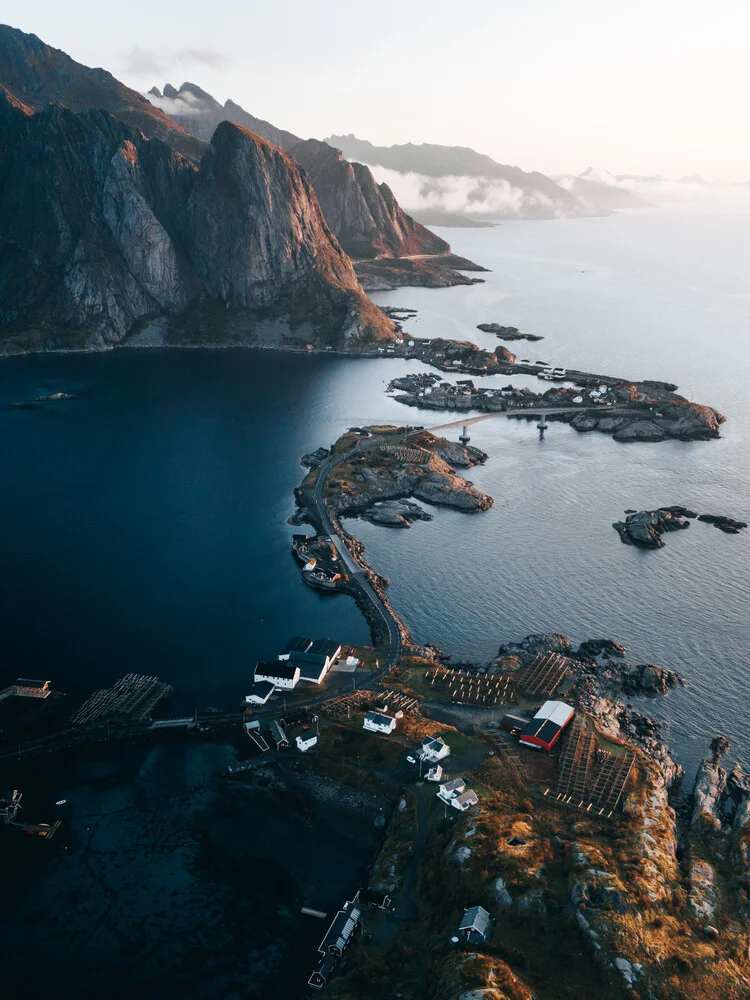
top-left (324, 135), bottom-right (600, 222)
top-left (148, 83), bottom-right (448, 260)
top-left (557, 168), bottom-right (653, 211)
top-left (0, 25), bottom-right (395, 354)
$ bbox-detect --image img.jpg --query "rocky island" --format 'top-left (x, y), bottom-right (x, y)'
top-left (614, 507), bottom-right (747, 547)
top-left (387, 357), bottom-right (725, 442)
top-left (477, 322), bottom-right (544, 342)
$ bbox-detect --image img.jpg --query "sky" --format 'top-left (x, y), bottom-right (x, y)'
top-left (11, 0), bottom-right (750, 178)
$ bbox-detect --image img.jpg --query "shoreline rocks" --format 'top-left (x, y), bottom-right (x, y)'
top-left (362, 499), bottom-right (433, 528)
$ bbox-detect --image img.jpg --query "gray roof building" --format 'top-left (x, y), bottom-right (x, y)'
top-left (459, 904), bottom-right (492, 943)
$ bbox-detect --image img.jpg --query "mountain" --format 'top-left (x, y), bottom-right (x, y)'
top-left (557, 167), bottom-right (653, 211)
top-left (149, 83), bottom-right (449, 259)
top-left (323, 134), bottom-right (595, 221)
top-left (0, 86), bottom-right (393, 354)
top-left (0, 24), bottom-right (205, 160)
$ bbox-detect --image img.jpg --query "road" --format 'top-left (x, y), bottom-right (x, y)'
top-left (312, 441), bottom-right (403, 684)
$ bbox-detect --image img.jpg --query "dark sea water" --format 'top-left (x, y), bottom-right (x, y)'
top-left (0, 209), bottom-right (748, 996)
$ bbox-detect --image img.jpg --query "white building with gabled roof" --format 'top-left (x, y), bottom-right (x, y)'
top-left (421, 734), bottom-right (450, 762)
top-left (363, 711), bottom-right (397, 735)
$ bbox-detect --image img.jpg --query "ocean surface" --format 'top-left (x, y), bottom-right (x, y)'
top-left (0, 212), bottom-right (748, 773)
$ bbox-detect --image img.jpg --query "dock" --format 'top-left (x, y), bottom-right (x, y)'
top-left (0, 678), bottom-right (53, 702)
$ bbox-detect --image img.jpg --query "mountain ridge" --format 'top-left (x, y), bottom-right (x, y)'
top-left (149, 82), bottom-right (450, 259)
top-left (0, 72), bottom-right (394, 354)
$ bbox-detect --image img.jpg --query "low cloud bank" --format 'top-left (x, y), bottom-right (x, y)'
top-left (363, 164), bottom-right (572, 220)
top-left (575, 168), bottom-right (750, 207)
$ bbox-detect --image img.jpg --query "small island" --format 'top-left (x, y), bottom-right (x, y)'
top-left (614, 506), bottom-right (747, 548)
top-left (477, 322), bottom-right (544, 342)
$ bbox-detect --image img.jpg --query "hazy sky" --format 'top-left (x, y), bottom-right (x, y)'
top-left (13, 0), bottom-right (750, 177)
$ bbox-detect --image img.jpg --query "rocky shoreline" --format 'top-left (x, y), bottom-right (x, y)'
top-left (354, 254), bottom-right (489, 292)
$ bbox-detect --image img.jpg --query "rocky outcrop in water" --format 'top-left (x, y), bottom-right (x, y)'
top-left (362, 499), bottom-right (433, 528)
top-left (476, 323), bottom-right (544, 342)
top-left (612, 508), bottom-right (691, 548)
top-left (697, 513), bottom-right (748, 534)
top-left (0, 93), bottom-right (394, 354)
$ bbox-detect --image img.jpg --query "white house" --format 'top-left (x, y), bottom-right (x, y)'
top-left (426, 765), bottom-right (443, 782)
top-left (363, 711), bottom-right (397, 735)
top-left (296, 733), bottom-right (318, 752)
top-left (438, 777), bottom-right (466, 804)
top-left (421, 735), bottom-right (450, 762)
top-left (245, 680), bottom-right (275, 706)
top-left (452, 789), bottom-right (479, 812)
top-left (254, 661), bottom-right (300, 691)
top-left (459, 905), bottom-right (492, 943)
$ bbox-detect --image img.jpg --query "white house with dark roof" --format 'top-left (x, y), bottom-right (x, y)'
top-left (277, 636), bottom-right (342, 683)
top-left (245, 680), bottom-right (275, 706)
top-left (421, 734), bottom-right (450, 762)
top-left (254, 661), bottom-right (300, 691)
top-left (363, 711), bottom-right (397, 735)
top-left (452, 789), bottom-right (479, 812)
top-left (296, 733), bottom-right (318, 752)
top-left (438, 777), bottom-right (466, 804)
top-left (459, 905), bottom-right (492, 943)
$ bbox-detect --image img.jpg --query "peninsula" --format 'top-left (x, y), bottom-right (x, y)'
top-left (284, 421), bottom-right (748, 1000)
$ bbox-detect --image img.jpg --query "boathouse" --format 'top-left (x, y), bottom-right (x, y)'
top-left (318, 900), bottom-right (361, 958)
top-left (518, 700), bottom-right (575, 752)
top-left (254, 661), bottom-right (300, 691)
top-left (458, 905), bottom-right (492, 943)
top-left (245, 680), bottom-right (275, 706)
top-left (363, 711), bottom-right (397, 735)
top-left (277, 636), bottom-right (342, 683)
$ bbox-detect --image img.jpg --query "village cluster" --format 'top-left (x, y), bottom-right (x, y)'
top-left (390, 371), bottom-right (617, 410)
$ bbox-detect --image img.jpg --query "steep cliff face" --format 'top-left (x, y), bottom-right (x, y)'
top-left (150, 82), bottom-right (450, 259)
top-left (0, 24), bottom-right (204, 159)
top-left (0, 93), bottom-right (394, 353)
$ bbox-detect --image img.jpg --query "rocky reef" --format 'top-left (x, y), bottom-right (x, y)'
top-left (613, 508), bottom-right (692, 548)
top-left (614, 507), bottom-right (746, 547)
top-left (477, 323), bottom-right (544, 342)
